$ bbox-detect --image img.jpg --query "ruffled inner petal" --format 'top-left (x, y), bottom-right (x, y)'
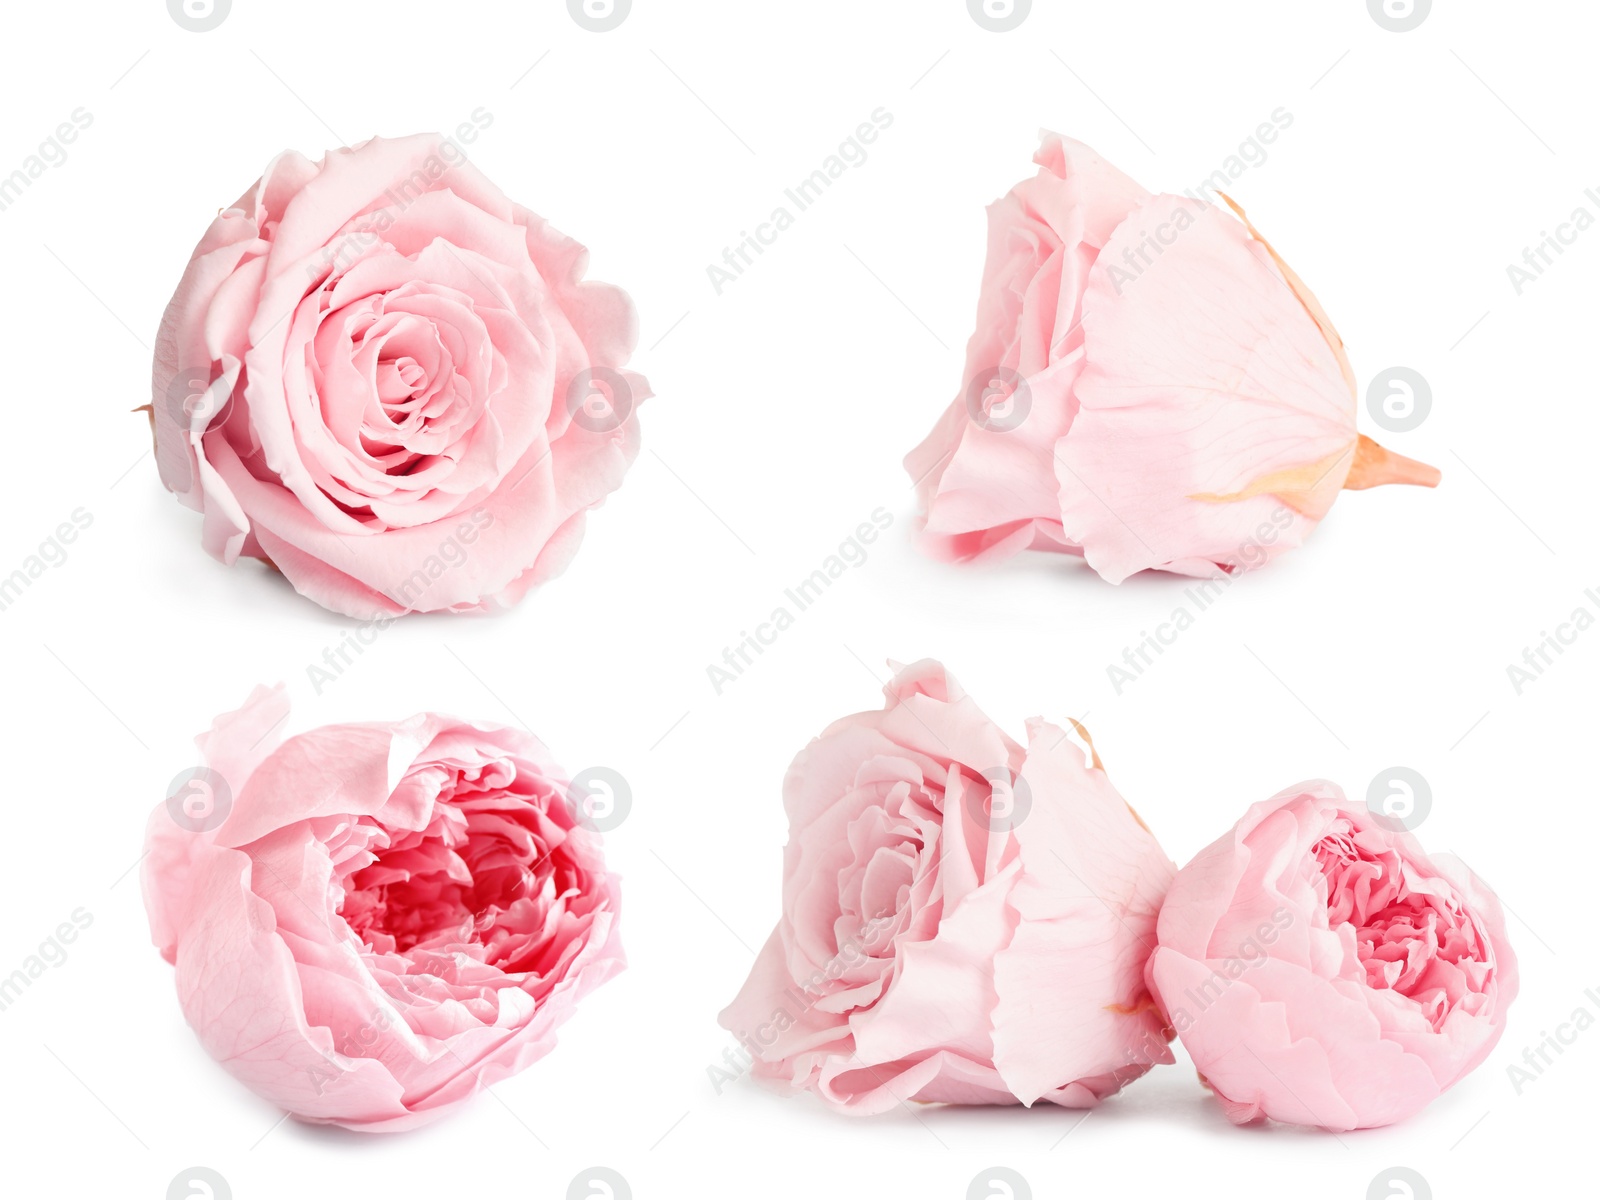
top-left (324, 750), bottom-right (612, 1030)
top-left (1308, 817), bottom-right (1496, 1032)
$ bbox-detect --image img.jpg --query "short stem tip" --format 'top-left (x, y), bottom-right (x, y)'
top-left (1344, 434), bottom-right (1441, 491)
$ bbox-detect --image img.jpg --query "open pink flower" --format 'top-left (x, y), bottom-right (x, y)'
top-left (150, 131), bottom-right (649, 617)
top-left (719, 660), bottom-right (1175, 1113)
top-left (142, 687), bottom-right (623, 1131)
top-left (905, 132), bottom-right (1437, 582)
top-left (1146, 781), bottom-right (1516, 1130)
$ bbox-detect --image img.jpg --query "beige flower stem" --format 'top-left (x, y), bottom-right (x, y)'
top-left (1343, 434), bottom-right (1442, 491)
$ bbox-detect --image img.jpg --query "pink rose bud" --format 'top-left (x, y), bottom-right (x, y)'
top-left (1146, 781), bottom-right (1517, 1130)
top-left (149, 132), bottom-right (650, 617)
top-left (905, 132), bottom-right (1438, 582)
top-left (719, 660), bottom-right (1175, 1113)
top-left (142, 686), bottom-right (624, 1131)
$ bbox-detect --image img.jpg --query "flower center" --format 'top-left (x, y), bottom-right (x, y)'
top-left (336, 767), bottom-right (580, 976)
top-left (1312, 820), bottom-right (1490, 1029)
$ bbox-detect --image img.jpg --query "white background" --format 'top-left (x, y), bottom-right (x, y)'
top-left (1, 1), bottom-right (1594, 1197)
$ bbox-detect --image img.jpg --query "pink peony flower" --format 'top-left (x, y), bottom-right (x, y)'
top-left (142, 686), bottom-right (623, 1131)
top-left (149, 130), bottom-right (650, 617)
top-left (719, 659), bottom-right (1175, 1113)
top-left (1146, 781), bottom-right (1516, 1130)
top-left (905, 132), bottom-right (1438, 582)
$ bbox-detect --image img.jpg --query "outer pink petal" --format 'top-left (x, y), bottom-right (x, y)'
top-left (151, 211), bottom-right (265, 503)
top-left (171, 841), bottom-right (413, 1126)
top-left (719, 928), bottom-right (857, 1076)
top-left (1057, 196), bottom-right (1354, 582)
top-left (143, 685), bottom-right (291, 962)
top-left (991, 720), bottom-right (1175, 1103)
top-left (1152, 952), bottom-right (1440, 1131)
top-left (848, 860), bottom-right (1021, 1072)
top-left (211, 714), bottom-right (449, 847)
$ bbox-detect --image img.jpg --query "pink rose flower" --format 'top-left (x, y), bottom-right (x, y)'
top-left (1146, 781), bottom-right (1517, 1130)
top-left (142, 686), bottom-right (623, 1131)
top-left (150, 131), bottom-right (650, 617)
top-left (904, 132), bottom-right (1438, 582)
top-left (719, 660), bottom-right (1175, 1113)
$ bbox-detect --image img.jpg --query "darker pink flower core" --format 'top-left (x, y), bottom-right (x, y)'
top-left (334, 759), bottom-right (602, 1013)
top-left (1312, 818), bottom-right (1494, 1030)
